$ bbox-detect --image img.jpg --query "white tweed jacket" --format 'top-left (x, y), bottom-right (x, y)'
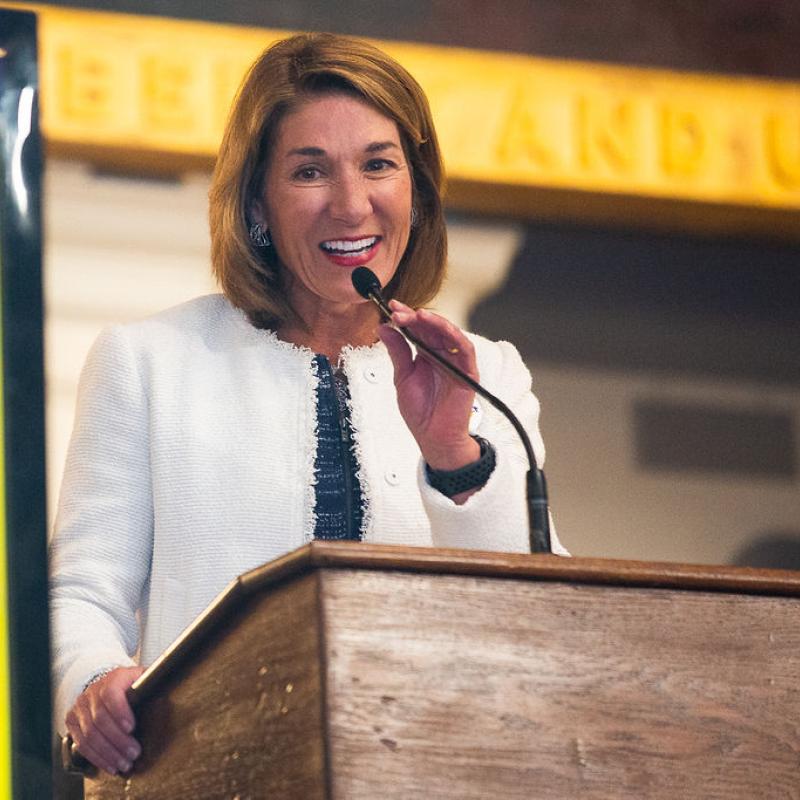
top-left (50, 294), bottom-right (566, 729)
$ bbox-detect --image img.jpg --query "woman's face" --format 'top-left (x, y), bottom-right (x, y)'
top-left (256, 92), bottom-right (413, 319)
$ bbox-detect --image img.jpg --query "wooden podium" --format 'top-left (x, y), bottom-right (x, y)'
top-left (81, 542), bottom-right (800, 799)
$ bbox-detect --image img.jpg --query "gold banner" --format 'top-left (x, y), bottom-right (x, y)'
top-left (4, 3), bottom-right (800, 231)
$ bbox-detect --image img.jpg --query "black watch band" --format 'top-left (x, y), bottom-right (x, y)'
top-left (425, 436), bottom-right (496, 498)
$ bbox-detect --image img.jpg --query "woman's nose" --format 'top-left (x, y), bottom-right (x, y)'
top-left (329, 174), bottom-right (372, 224)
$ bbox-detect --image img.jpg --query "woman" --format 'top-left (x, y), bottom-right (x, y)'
top-left (50, 32), bottom-right (567, 776)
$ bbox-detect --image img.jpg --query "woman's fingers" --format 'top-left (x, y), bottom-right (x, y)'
top-left (92, 694), bottom-right (140, 760)
top-left (388, 301), bottom-right (477, 377)
top-left (378, 323), bottom-right (413, 384)
top-left (69, 734), bottom-right (120, 776)
top-left (66, 666), bottom-right (145, 775)
top-left (68, 705), bottom-right (131, 775)
top-left (389, 300), bottom-right (453, 343)
top-left (97, 668), bottom-right (142, 735)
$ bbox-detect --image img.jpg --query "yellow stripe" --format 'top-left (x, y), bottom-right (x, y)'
top-left (0, 203), bottom-right (13, 799)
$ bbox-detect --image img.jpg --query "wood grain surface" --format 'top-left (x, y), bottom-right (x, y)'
top-left (243, 542), bottom-right (800, 598)
top-left (84, 572), bottom-right (327, 800)
top-left (124, 545), bottom-right (800, 716)
top-left (80, 546), bottom-right (800, 799)
top-left (320, 569), bottom-right (800, 800)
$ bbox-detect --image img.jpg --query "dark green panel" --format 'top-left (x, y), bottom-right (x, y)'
top-left (0, 9), bottom-right (52, 798)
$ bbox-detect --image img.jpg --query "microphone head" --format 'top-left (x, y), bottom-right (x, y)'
top-left (351, 266), bottom-right (382, 299)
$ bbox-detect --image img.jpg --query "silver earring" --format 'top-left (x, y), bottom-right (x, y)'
top-left (249, 222), bottom-right (271, 248)
top-left (410, 207), bottom-right (418, 229)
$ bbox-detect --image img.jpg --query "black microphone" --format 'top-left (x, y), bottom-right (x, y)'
top-left (352, 266), bottom-right (552, 554)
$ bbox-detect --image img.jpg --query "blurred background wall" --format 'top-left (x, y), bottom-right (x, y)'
top-left (40, 0), bottom-right (800, 566)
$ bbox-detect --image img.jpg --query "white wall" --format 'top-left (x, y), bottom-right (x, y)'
top-left (44, 161), bottom-right (216, 517)
top-left (44, 159), bottom-right (800, 565)
top-left (532, 365), bottom-right (800, 564)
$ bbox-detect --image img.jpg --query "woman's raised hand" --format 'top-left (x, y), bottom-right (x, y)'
top-left (65, 665), bottom-right (146, 775)
top-left (379, 300), bottom-right (481, 476)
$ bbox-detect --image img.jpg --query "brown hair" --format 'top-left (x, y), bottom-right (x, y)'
top-left (209, 32), bottom-right (447, 329)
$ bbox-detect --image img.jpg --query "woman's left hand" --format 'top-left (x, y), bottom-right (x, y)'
top-left (379, 300), bottom-right (481, 473)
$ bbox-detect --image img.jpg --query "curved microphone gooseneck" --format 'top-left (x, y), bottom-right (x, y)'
top-left (351, 266), bottom-right (552, 554)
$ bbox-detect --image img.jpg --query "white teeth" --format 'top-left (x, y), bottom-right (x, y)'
top-left (321, 236), bottom-right (377, 254)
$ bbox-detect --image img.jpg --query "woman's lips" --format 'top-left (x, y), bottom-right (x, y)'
top-left (319, 236), bottom-right (381, 266)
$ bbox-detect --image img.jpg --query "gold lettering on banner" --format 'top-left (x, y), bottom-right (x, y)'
top-left (56, 45), bottom-right (116, 123)
top-left (660, 107), bottom-right (706, 177)
top-left (577, 97), bottom-right (638, 174)
top-left (141, 56), bottom-right (196, 132)
top-left (20, 2), bottom-right (800, 226)
top-left (210, 57), bottom-right (254, 140)
top-left (496, 87), bottom-right (557, 169)
top-left (764, 113), bottom-right (800, 190)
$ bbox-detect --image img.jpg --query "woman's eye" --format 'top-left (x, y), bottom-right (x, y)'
top-left (294, 166), bottom-right (322, 181)
top-left (365, 158), bottom-right (395, 173)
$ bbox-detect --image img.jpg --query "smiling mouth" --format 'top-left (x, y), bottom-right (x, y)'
top-left (320, 236), bottom-right (380, 255)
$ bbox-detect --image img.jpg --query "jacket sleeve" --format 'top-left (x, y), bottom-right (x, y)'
top-left (49, 325), bottom-right (154, 732)
top-left (419, 338), bottom-right (569, 555)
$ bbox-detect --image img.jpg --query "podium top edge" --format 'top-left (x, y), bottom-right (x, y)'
top-left (129, 544), bottom-right (800, 707)
top-left (240, 542), bottom-right (800, 598)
